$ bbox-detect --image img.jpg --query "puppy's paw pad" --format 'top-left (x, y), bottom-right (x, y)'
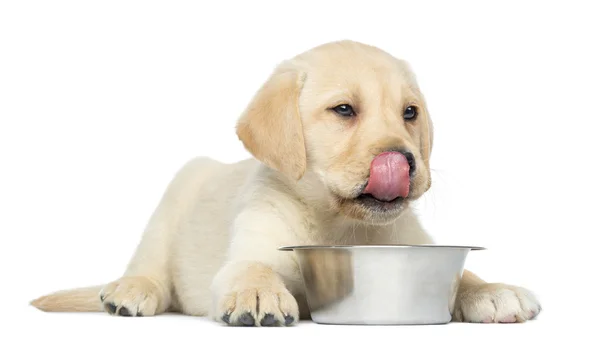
top-left (455, 283), bottom-right (541, 323)
top-left (99, 276), bottom-right (162, 317)
top-left (118, 307), bottom-right (132, 316)
top-left (239, 312), bottom-right (256, 326)
top-left (260, 314), bottom-right (276, 326)
top-left (104, 302), bottom-right (117, 314)
top-left (284, 314), bottom-right (295, 326)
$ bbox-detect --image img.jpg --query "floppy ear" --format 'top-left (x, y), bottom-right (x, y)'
top-left (236, 65), bottom-right (307, 180)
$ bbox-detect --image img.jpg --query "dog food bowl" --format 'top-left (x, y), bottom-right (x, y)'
top-left (279, 244), bottom-right (485, 325)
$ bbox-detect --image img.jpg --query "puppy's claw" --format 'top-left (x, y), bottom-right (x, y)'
top-left (221, 313), bottom-right (231, 324)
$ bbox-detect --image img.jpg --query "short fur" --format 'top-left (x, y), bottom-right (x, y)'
top-left (31, 40), bottom-right (541, 325)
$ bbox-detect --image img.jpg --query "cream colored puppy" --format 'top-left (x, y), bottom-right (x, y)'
top-left (31, 40), bottom-right (541, 326)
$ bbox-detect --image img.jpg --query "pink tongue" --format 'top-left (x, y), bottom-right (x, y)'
top-left (363, 152), bottom-right (410, 201)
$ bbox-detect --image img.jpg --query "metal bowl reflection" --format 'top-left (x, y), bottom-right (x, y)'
top-left (279, 244), bottom-right (484, 325)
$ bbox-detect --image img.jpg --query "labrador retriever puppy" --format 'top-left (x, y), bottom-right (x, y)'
top-left (31, 40), bottom-right (541, 326)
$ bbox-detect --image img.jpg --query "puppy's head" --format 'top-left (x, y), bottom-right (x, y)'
top-left (236, 41), bottom-right (433, 224)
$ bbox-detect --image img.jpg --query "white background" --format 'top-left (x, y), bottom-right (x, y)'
top-left (1, 0), bottom-right (598, 337)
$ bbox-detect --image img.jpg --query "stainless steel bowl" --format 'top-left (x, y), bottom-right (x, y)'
top-left (279, 244), bottom-right (485, 325)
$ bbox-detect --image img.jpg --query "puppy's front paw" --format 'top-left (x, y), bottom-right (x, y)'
top-left (453, 283), bottom-right (541, 323)
top-left (212, 263), bottom-right (299, 327)
top-left (218, 286), bottom-right (299, 327)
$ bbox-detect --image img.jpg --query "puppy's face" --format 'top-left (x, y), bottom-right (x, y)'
top-left (237, 41), bottom-right (433, 224)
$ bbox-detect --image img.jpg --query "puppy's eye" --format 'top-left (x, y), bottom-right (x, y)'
top-left (403, 106), bottom-right (418, 120)
top-left (332, 104), bottom-right (355, 117)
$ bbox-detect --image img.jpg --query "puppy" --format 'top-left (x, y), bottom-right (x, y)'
top-left (31, 40), bottom-right (541, 326)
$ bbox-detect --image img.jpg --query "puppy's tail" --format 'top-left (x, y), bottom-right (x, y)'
top-left (30, 285), bottom-right (104, 312)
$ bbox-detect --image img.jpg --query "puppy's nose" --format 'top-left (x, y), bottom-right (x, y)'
top-left (399, 150), bottom-right (416, 177)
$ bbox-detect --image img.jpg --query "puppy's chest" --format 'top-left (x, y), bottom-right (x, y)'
top-left (300, 220), bottom-right (376, 246)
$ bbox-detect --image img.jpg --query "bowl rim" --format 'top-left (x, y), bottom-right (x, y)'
top-left (278, 244), bottom-right (486, 251)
